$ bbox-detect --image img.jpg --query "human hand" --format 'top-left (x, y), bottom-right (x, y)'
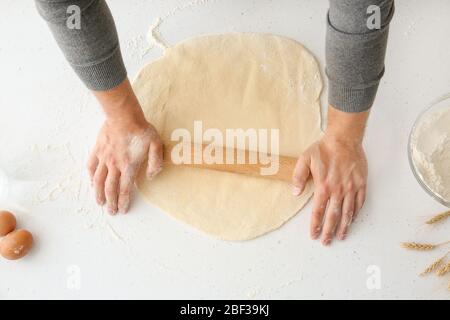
top-left (88, 79), bottom-right (163, 214)
top-left (292, 106), bottom-right (369, 245)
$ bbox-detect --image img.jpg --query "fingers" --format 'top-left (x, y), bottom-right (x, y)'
top-left (118, 169), bottom-right (135, 214)
top-left (335, 187), bottom-right (366, 241)
top-left (147, 140), bottom-right (164, 179)
top-left (354, 187), bottom-right (366, 219)
top-left (105, 168), bottom-right (120, 215)
top-left (313, 187), bottom-right (365, 244)
top-left (321, 197), bottom-right (343, 246)
top-left (310, 187), bottom-right (329, 240)
top-left (336, 194), bottom-right (356, 240)
top-left (93, 163), bottom-right (108, 205)
top-left (292, 156), bottom-right (311, 196)
top-left (87, 154), bottom-right (99, 181)
top-left (93, 162), bottom-right (137, 215)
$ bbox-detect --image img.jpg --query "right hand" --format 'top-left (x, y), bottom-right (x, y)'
top-left (292, 134), bottom-right (368, 245)
top-left (88, 118), bottom-right (163, 214)
top-left (292, 106), bottom-right (370, 245)
top-left (88, 79), bottom-right (164, 214)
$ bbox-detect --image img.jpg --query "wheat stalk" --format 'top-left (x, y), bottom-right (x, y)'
top-left (401, 240), bottom-right (450, 251)
top-left (406, 210), bottom-right (450, 291)
top-left (402, 242), bottom-right (437, 250)
top-left (436, 262), bottom-right (450, 276)
top-left (426, 210), bottom-right (450, 225)
top-left (420, 252), bottom-right (448, 276)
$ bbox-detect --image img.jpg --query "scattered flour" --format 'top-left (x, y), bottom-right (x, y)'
top-left (411, 106), bottom-right (450, 203)
top-left (146, 17), bottom-right (169, 51)
top-left (27, 142), bottom-right (127, 243)
top-left (125, 35), bottom-right (149, 60)
top-left (246, 286), bottom-right (263, 299)
top-left (246, 275), bottom-right (303, 299)
top-left (164, 0), bottom-right (216, 19)
top-left (30, 143), bottom-right (81, 204)
top-left (144, 0), bottom-right (218, 53)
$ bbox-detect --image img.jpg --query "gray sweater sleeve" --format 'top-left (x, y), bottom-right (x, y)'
top-left (35, 0), bottom-right (127, 91)
top-left (326, 0), bottom-right (395, 112)
top-left (36, 0), bottom-right (394, 104)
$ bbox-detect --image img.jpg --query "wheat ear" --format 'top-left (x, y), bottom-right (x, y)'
top-left (401, 241), bottom-right (450, 251)
top-left (420, 252), bottom-right (449, 276)
top-left (436, 261), bottom-right (450, 276)
top-left (402, 242), bottom-right (437, 250)
top-left (426, 210), bottom-right (450, 225)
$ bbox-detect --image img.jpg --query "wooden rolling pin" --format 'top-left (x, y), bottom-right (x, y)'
top-left (164, 143), bottom-right (297, 183)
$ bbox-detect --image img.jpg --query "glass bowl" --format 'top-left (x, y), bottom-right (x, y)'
top-left (408, 93), bottom-right (450, 208)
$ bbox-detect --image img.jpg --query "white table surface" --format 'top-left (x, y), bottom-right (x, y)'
top-left (0, 0), bottom-right (449, 300)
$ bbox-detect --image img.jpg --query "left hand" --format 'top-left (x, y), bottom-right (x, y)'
top-left (88, 79), bottom-right (164, 215)
top-left (292, 106), bottom-right (369, 246)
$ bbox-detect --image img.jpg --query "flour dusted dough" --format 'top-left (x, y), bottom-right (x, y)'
top-left (133, 34), bottom-right (322, 241)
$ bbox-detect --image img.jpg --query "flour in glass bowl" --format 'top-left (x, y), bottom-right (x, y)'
top-left (410, 106), bottom-right (450, 203)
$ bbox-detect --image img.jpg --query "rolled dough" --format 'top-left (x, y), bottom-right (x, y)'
top-left (133, 33), bottom-right (323, 241)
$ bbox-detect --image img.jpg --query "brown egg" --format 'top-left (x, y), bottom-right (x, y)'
top-left (0, 229), bottom-right (33, 260)
top-left (0, 211), bottom-right (16, 237)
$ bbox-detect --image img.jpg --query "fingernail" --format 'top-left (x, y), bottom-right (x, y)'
top-left (119, 200), bottom-right (130, 214)
top-left (292, 186), bottom-right (302, 196)
top-left (108, 205), bottom-right (117, 215)
top-left (97, 198), bottom-right (105, 205)
top-left (338, 233), bottom-right (346, 241)
top-left (323, 238), bottom-right (332, 246)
